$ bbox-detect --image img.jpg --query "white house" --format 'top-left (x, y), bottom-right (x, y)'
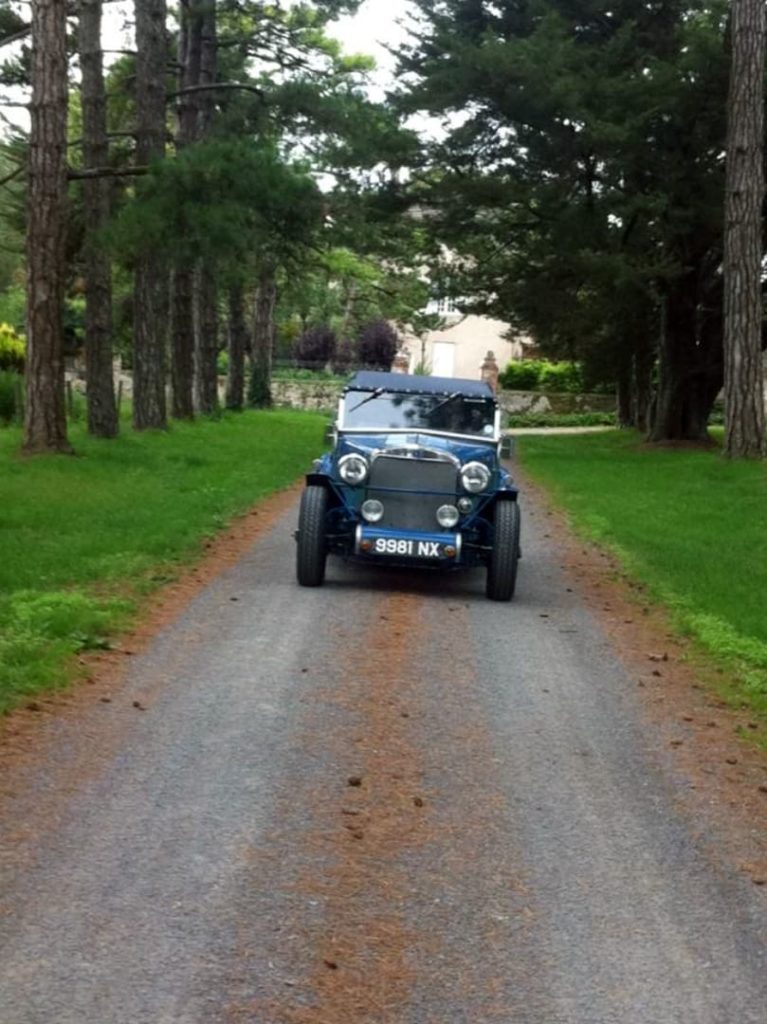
top-left (399, 297), bottom-right (534, 380)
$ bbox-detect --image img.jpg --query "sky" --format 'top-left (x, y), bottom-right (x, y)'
top-left (332, 0), bottom-right (414, 96)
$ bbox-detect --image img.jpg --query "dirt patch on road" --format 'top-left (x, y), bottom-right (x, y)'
top-left (517, 467), bottom-right (767, 888)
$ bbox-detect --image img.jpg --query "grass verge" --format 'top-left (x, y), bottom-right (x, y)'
top-left (0, 410), bottom-right (324, 713)
top-left (518, 430), bottom-right (767, 722)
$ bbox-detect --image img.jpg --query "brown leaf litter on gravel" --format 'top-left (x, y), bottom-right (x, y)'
top-left (226, 592), bottom-right (534, 1023)
top-left (517, 466), bottom-right (767, 889)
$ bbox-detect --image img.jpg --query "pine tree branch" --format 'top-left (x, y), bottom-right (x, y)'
top-left (166, 82), bottom-right (265, 101)
top-left (68, 165), bottom-right (149, 180)
top-left (0, 165), bottom-right (23, 189)
top-left (0, 27), bottom-right (31, 48)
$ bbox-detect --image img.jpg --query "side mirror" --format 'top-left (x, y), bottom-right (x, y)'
top-left (500, 435), bottom-right (514, 459)
top-left (324, 422), bottom-right (336, 446)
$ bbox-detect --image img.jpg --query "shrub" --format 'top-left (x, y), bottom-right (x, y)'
top-left (0, 287), bottom-right (25, 332)
top-left (499, 361), bottom-right (542, 391)
top-left (538, 361), bottom-right (584, 393)
top-left (500, 359), bottom-right (586, 394)
top-left (217, 350), bottom-right (229, 375)
top-left (357, 319), bottom-right (399, 370)
top-left (507, 411), bottom-right (616, 428)
top-left (0, 322), bottom-right (25, 372)
top-left (293, 325), bottom-right (337, 369)
top-left (272, 367), bottom-right (345, 382)
top-left (0, 370), bottom-right (22, 424)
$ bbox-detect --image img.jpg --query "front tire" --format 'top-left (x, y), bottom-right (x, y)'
top-left (486, 500), bottom-right (520, 601)
top-left (296, 485), bottom-right (328, 587)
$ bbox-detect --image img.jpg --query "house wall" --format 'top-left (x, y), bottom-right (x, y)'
top-left (401, 314), bottom-right (528, 381)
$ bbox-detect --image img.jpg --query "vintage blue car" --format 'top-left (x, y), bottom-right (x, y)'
top-left (295, 371), bottom-right (521, 600)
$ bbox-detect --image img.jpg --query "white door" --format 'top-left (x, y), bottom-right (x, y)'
top-left (431, 341), bottom-right (455, 378)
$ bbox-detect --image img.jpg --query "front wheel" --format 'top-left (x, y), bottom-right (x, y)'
top-left (486, 500), bottom-right (520, 602)
top-left (296, 485), bottom-right (328, 587)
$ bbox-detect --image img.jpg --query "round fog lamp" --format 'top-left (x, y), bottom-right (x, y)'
top-left (437, 504), bottom-right (460, 529)
top-left (457, 497), bottom-right (473, 515)
top-left (361, 499), bottom-right (385, 524)
top-left (338, 453), bottom-right (369, 486)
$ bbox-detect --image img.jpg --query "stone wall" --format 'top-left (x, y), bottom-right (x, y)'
top-left (496, 390), bottom-right (616, 415)
top-left (67, 373), bottom-right (617, 416)
top-left (271, 380), bottom-right (343, 412)
top-left (271, 380), bottom-right (616, 416)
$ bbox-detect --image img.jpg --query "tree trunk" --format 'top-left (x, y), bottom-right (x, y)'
top-left (632, 339), bottom-right (654, 435)
top-left (194, 267), bottom-right (219, 414)
top-left (723, 0), bottom-right (766, 458)
top-left (249, 268), bottom-right (276, 408)
top-left (225, 282), bottom-right (247, 410)
top-left (170, 268), bottom-right (195, 418)
top-left (132, 0), bottom-right (167, 430)
top-left (176, 0), bottom-right (203, 147)
top-left (198, 1), bottom-right (217, 135)
top-left (23, 0), bottom-right (72, 455)
top-left (169, 0), bottom-right (203, 420)
top-left (649, 286), bottom-right (721, 443)
top-left (79, 0), bottom-right (117, 438)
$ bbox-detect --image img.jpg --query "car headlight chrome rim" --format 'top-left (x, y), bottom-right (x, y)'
top-left (437, 504), bottom-right (460, 529)
top-left (460, 461), bottom-right (491, 494)
top-left (361, 499), bottom-right (384, 524)
top-left (338, 453), bottom-right (369, 486)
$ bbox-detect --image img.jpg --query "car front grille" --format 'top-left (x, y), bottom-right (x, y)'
top-left (366, 455), bottom-right (458, 531)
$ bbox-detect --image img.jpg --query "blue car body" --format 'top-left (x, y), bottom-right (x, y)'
top-left (296, 371), bottom-right (521, 598)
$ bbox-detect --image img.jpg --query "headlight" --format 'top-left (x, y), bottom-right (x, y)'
top-left (457, 497), bottom-right (473, 515)
top-left (461, 461), bottom-right (491, 494)
top-left (437, 504), bottom-right (460, 529)
top-left (361, 499), bottom-right (384, 523)
top-left (338, 453), bottom-right (369, 485)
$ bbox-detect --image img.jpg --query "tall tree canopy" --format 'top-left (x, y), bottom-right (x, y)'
top-left (397, 0), bottom-right (735, 442)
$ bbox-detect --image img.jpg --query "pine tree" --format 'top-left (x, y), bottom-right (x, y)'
top-left (23, 0), bottom-right (72, 454)
top-left (398, 0), bottom-right (731, 442)
top-left (723, 0), bottom-right (766, 458)
top-left (132, 0), bottom-right (168, 431)
top-left (79, 0), bottom-right (118, 438)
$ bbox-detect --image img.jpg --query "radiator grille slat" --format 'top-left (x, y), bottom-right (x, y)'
top-left (367, 457), bottom-right (457, 531)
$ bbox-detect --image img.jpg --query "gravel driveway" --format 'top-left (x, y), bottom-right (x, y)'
top-left (1, 491), bottom-right (765, 1024)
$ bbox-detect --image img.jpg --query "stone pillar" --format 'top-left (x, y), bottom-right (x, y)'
top-left (481, 350), bottom-right (499, 392)
top-left (392, 348), bottom-right (411, 374)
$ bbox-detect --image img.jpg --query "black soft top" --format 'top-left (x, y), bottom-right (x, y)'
top-left (344, 370), bottom-right (496, 400)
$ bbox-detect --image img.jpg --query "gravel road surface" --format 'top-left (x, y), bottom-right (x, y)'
top-left (1, 492), bottom-right (766, 1024)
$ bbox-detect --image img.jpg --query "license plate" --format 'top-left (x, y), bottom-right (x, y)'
top-left (372, 537), bottom-right (443, 558)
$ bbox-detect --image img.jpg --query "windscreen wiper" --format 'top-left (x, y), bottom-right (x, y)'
top-left (348, 387), bottom-right (388, 414)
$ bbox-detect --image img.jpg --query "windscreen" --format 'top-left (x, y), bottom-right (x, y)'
top-left (342, 389), bottom-right (497, 438)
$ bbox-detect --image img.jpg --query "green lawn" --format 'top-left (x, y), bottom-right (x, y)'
top-left (518, 430), bottom-right (767, 717)
top-left (0, 410), bottom-right (324, 712)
